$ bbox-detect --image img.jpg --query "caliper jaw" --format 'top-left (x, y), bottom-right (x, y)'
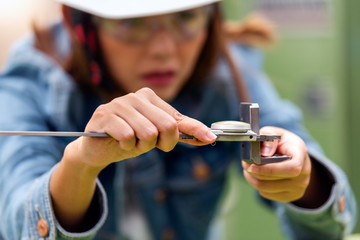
top-left (239, 103), bottom-right (290, 165)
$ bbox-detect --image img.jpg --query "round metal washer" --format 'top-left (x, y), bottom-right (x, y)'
top-left (211, 121), bottom-right (251, 133)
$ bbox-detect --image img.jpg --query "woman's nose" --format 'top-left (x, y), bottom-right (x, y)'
top-left (145, 27), bottom-right (177, 61)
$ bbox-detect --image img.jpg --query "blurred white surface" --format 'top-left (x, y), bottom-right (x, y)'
top-left (0, 0), bottom-right (60, 67)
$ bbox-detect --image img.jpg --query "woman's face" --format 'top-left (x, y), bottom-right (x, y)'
top-left (95, 7), bottom-right (210, 101)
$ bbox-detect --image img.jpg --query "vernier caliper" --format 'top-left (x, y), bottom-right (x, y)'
top-left (180, 103), bottom-right (290, 164)
top-left (0, 103), bottom-right (289, 164)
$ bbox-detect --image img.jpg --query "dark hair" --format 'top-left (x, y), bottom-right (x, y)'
top-left (184, 4), bottom-right (223, 89)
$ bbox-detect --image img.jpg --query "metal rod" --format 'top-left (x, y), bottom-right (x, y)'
top-left (0, 131), bottom-right (110, 137)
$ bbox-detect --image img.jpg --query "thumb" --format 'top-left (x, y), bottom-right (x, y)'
top-left (261, 140), bottom-right (278, 157)
top-left (260, 126), bottom-right (280, 157)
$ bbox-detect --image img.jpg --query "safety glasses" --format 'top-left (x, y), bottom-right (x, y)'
top-left (92, 5), bottom-right (213, 44)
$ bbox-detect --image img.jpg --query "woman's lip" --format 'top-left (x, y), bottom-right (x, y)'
top-left (141, 71), bottom-right (175, 86)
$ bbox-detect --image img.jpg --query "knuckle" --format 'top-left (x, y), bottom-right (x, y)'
top-left (116, 93), bottom-right (139, 105)
top-left (120, 129), bottom-right (136, 142)
top-left (173, 111), bottom-right (185, 122)
top-left (124, 92), bottom-right (138, 101)
top-left (251, 178), bottom-right (263, 190)
top-left (136, 87), bottom-right (155, 98)
top-left (290, 162), bottom-right (303, 176)
top-left (159, 118), bottom-right (178, 133)
top-left (109, 98), bottom-right (125, 109)
top-left (90, 106), bottom-right (111, 129)
top-left (94, 104), bottom-right (110, 117)
top-left (140, 126), bottom-right (159, 140)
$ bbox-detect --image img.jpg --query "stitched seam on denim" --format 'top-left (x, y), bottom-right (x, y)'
top-left (43, 170), bottom-right (56, 240)
top-left (26, 179), bottom-right (37, 240)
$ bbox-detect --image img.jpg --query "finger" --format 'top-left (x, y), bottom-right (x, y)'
top-left (242, 160), bottom-right (293, 180)
top-left (101, 114), bottom-right (137, 151)
top-left (86, 105), bottom-right (137, 151)
top-left (260, 126), bottom-right (283, 136)
top-left (260, 126), bottom-right (304, 157)
top-left (259, 190), bottom-right (305, 202)
top-left (245, 131), bottom-right (309, 178)
top-left (248, 144), bottom-right (311, 179)
top-left (243, 170), bottom-right (309, 193)
top-left (246, 158), bottom-right (305, 179)
top-left (122, 94), bottom-right (179, 152)
top-left (176, 115), bottom-right (217, 144)
top-left (260, 127), bottom-right (280, 157)
top-left (136, 88), bottom-right (216, 144)
top-left (243, 170), bottom-right (307, 202)
top-left (241, 160), bottom-right (291, 181)
top-left (241, 160), bottom-right (292, 180)
top-left (242, 156), bottom-right (305, 179)
top-left (260, 140), bottom-right (278, 157)
top-left (109, 99), bottom-right (160, 152)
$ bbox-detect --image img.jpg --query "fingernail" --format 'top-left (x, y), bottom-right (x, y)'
top-left (206, 130), bottom-right (217, 141)
top-left (247, 166), bottom-right (253, 173)
top-left (262, 146), bottom-right (272, 156)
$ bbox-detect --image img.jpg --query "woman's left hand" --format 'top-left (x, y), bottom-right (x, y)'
top-left (242, 126), bottom-right (312, 203)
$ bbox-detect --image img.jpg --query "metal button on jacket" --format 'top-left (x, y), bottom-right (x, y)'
top-left (37, 218), bottom-right (49, 237)
top-left (193, 161), bottom-right (211, 181)
top-left (339, 195), bottom-right (346, 213)
top-left (161, 228), bottom-right (175, 240)
top-left (154, 188), bottom-right (167, 204)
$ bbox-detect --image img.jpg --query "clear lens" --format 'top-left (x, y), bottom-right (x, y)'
top-left (172, 7), bottom-right (210, 39)
top-left (93, 5), bottom-right (213, 44)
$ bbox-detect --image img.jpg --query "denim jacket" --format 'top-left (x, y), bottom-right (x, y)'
top-left (0, 23), bottom-right (357, 240)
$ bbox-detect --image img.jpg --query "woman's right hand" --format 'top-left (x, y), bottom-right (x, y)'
top-left (70, 87), bottom-right (217, 171)
top-left (51, 88), bottom-right (216, 230)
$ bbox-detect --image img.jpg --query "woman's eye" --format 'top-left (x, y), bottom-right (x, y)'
top-left (177, 10), bottom-right (199, 22)
top-left (118, 18), bottom-right (145, 29)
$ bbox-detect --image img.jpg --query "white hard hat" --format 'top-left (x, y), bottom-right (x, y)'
top-left (58, 0), bottom-right (221, 19)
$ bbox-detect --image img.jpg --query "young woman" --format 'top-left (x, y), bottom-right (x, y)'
top-left (0, 0), bottom-right (357, 239)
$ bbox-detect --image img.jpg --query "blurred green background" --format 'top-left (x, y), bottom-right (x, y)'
top-left (219, 0), bottom-right (360, 239)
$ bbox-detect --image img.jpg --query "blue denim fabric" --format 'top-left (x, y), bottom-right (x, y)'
top-left (0, 23), bottom-right (357, 240)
